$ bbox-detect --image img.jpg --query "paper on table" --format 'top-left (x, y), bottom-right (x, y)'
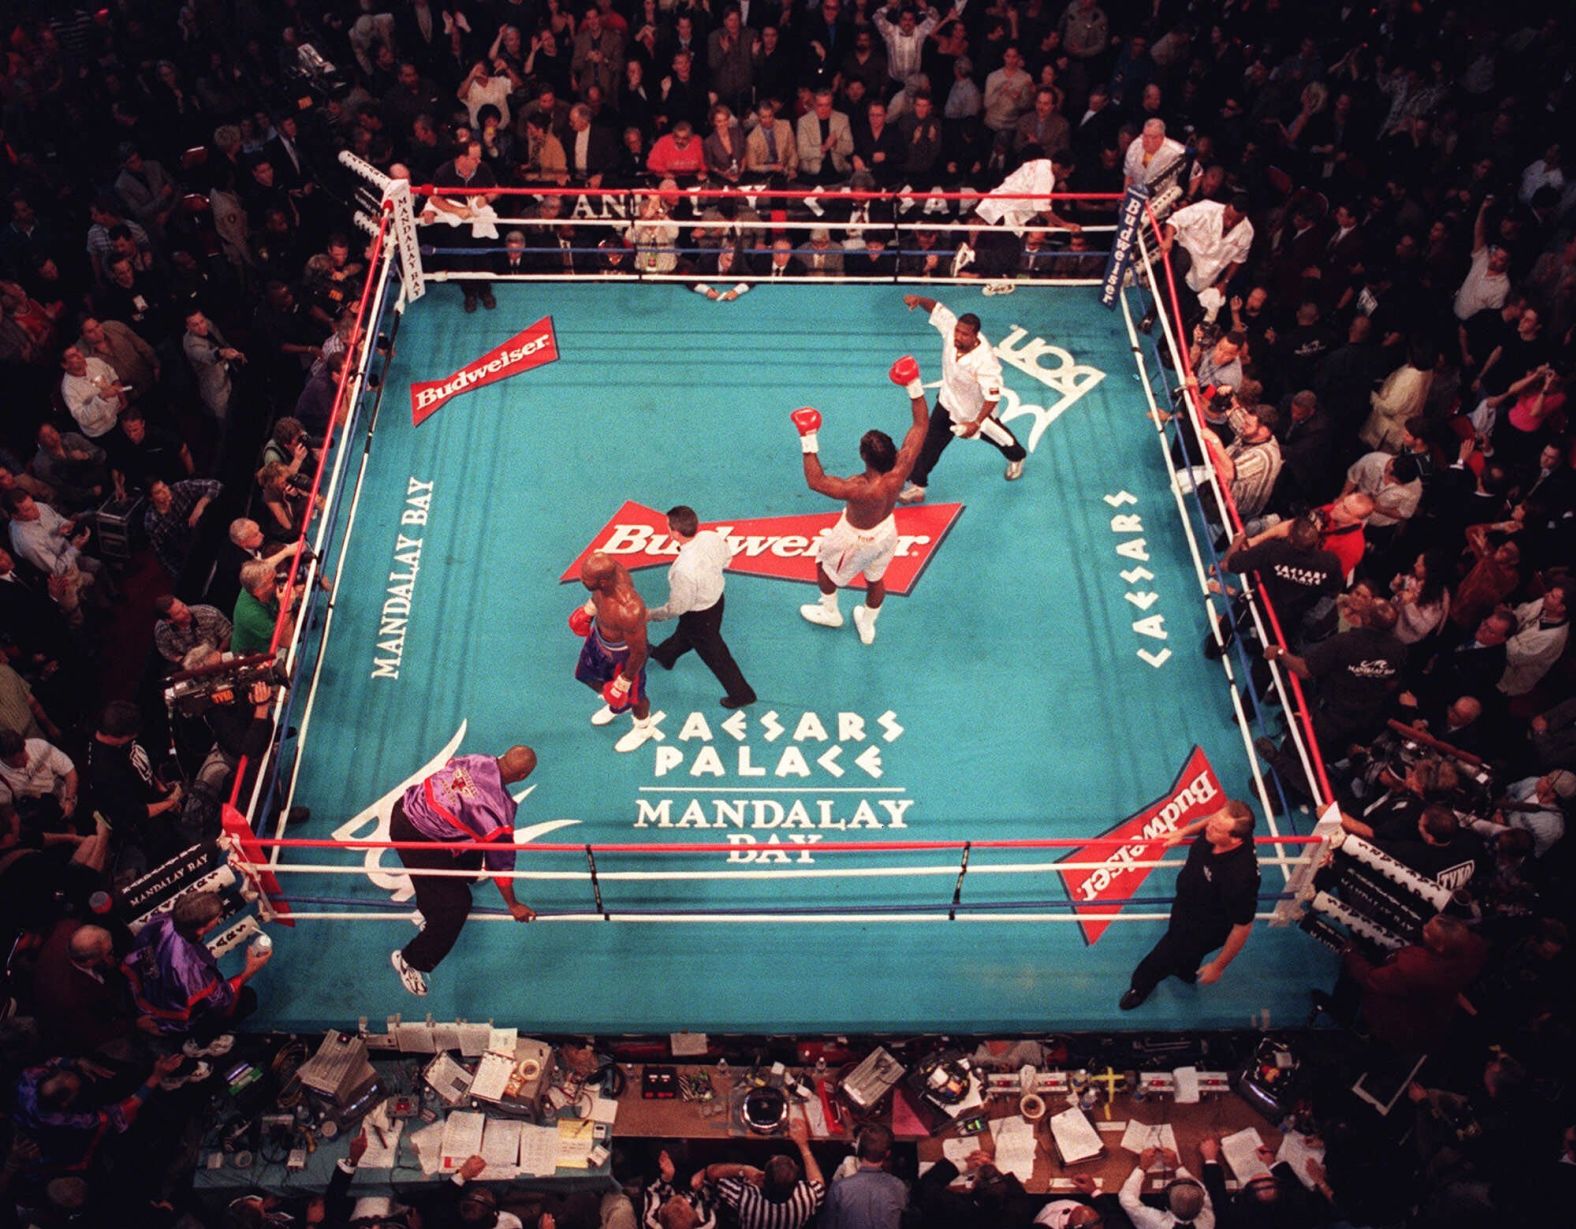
top-left (670, 1032), bottom-right (709, 1057)
top-left (591, 1095), bottom-right (620, 1125)
top-left (1119, 1121), bottom-right (1178, 1158)
top-left (942, 1136), bottom-right (979, 1167)
top-left (432, 1023), bottom-right (462, 1053)
top-left (1276, 1131), bottom-right (1326, 1188)
top-left (424, 1053), bottom-right (473, 1106)
top-left (1173, 1067), bottom-right (1200, 1104)
top-left (396, 1021), bottom-right (437, 1054)
top-left (480, 1117), bottom-right (523, 1178)
top-left (408, 1120), bottom-right (447, 1177)
top-left (458, 1022), bottom-right (492, 1058)
top-left (1220, 1127), bottom-right (1271, 1181)
top-left (487, 1027), bottom-right (517, 1054)
top-left (359, 1109), bottom-right (404, 1169)
top-left (556, 1118), bottom-right (595, 1168)
top-left (1048, 1107), bottom-right (1103, 1165)
top-left (803, 1093), bottom-right (831, 1139)
top-left (520, 1124), bottom-right (561, 1177)
top-left (440, 1111), bottom-right (487, 1172)
top-left (470, 1051), bottom-right (514, 1103)
top-left (990, 1115), bottom-right (1038, 1182)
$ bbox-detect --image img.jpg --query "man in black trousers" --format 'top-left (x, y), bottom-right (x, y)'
top-left (647, 505), bottom-right (756, 709)
top-left (1119, 798), bottom-right (1260, 1010)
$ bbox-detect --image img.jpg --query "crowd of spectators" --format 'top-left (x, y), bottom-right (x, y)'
top-left (0, 0), bottom-right (1570, 1225)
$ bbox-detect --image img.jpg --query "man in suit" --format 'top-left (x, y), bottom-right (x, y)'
top-left (756, 237), bottom-right (804, 278)
top-left (745, 100), bottom-right (798, 179)
top-left (796, 88), bottom-right (854, 184)
top-left (565, 103), bottom-right (619, 186)
top-left (797, 227), bottom-right (845, 276)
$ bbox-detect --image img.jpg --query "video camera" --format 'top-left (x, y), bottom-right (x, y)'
top-left (287, 43), bottom-right (350, 102)
top-left (163, 652), bottom-right (290, 718)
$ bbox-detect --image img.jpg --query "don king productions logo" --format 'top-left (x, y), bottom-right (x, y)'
top-left (562, 500), bottom-right (964, 593)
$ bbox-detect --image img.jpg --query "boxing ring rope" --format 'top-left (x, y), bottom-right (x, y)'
top-left (1130, 211), bottom-right (1334, 813)
top-left (414, 180), bottom-right (1122, 287)
top-left (213, 164), bottom-right (1341, 933)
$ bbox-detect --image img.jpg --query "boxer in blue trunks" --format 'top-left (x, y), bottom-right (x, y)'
top-left (571, 551), bottom-right (658, 753)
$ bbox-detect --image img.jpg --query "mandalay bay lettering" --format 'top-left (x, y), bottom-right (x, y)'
top-left (370, 477), bottom-right (433, 680)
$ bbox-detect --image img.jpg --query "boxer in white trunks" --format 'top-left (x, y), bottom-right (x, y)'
top-left (789, 357), bottom-right (931, 645)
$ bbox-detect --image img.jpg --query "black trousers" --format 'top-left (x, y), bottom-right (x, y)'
top-left (1129, 915), bottom-right (1229, 997)
top-left (651, 596), bottom-right (754, 702)
top-left (393, 800), bottom-right (481, 972)
top-left (909, 401), bottom-right (1025, 489)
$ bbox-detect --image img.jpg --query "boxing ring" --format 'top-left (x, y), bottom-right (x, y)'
top-left (215, 162), bottom-right (1344, 1033)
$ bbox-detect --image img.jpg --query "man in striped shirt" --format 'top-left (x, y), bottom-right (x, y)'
top-left (706, 1116), bottom-right (825, 1229)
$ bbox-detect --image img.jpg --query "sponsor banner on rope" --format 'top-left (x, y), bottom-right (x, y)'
top-left (1099, 184), bottom-right (1151, 310)
top-left (410, 316), bottom-right (559, 425)
top-left (561, 500), bottom-right (964, 595)
top-left (1056, 745), bottom-right (1221, 943)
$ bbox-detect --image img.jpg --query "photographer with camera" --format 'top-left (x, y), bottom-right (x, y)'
top-left (167, 645), bottom-right (280, 832)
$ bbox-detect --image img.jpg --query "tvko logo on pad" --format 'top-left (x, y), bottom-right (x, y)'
top-left (563, 500), bottom-right (963, 594)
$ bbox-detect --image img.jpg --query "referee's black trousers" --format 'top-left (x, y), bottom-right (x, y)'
top-left (909, 401), bottom-right (1025, 489)
top-left (651, 595), bottom-right (754, 703)
top-left (1128, 918), bottom-right (1229, 997)
top-left (392, 799), bottom-right (481, 972)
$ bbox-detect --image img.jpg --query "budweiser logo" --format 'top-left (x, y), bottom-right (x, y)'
top-left (410, 317), bottom-right (559, 425)
top-left (562, 500), bottom-right (964, 595)
top-left (1056, 746), bottom-right (1222, 943)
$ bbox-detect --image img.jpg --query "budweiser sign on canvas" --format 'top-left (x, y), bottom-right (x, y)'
top-left (563, 500), bottom-right (964, 595)
top-left (410, 316), bottom-right (559, 425)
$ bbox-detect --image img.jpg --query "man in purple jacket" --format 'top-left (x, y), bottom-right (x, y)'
top-left (390, 744), bottom-right (539, 996)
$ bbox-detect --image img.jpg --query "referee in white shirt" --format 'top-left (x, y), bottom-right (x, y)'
top-left (897, 293), bottom-right (1026, 502)
top-left (648, 505), bottom-right (756, 709)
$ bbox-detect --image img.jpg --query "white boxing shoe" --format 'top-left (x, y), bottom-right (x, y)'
top-left (852, 605), bottom-right (878, 645)
top-left (391, 949), bottom-right (428, 997)
top-left (590, 704), bottom-right (616, 726)
top-left (1004, 459), bottom-right (1025, 481)
top-left (897, 482), bottom-right (926, 504)
top-left (800, 602), bottom-right (844, 628)
top-left (615, 720), bottom-right (659, 753)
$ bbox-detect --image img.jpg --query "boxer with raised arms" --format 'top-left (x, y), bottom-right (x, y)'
top-left (792, 358), bottom-right (931, 645)
top-left (572, 552), bottom-right (658, 752)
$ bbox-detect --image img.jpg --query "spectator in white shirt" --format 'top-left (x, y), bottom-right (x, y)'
top-left (0, 728), bottom-right (78, 827)
top-left (59, 347), bottom-right (126, 439)
top-left (1468, 770), bottom-right (1571, 859)
top-left (646, 505), bottom-right (755, 709)
top-left (1519, 143), bottom-right (1565, 205)
top-left (872, 1), bottom-right (948, 91)
top-left (1157, 191), bottom-right (1254, 320)
top-left (1124, 118), bottom-right (1192, 189)
top-left (1499, 584), bottom-right (1570, 698)
top-left (3, 491), bottom-right (108, 621)
top-left (458, 61), bottom-right (513, 129)
top-left (1118, 1148), bottom-right (1214, 1229)
top-left (1453, 196), bottom-right (1512, 321)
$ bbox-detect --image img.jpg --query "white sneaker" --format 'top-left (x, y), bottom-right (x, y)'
top-left (852, 605), bottom-right (877, 645)
top-left (897, 482), bottom-right (926, 504)
top-left (391, 948), bottom-right (428, 997)
top-left (183, 1034), bottom-right (236, 1059)
top-left (161, 1060), bottom-right (212, 1091)
top-left (615, 720), bottom-right (659, 753)
top-left (800, 602), bottom-right (844, 628)
top-left (590, 704), bottom-right (616, 726)
top-left (1004, 459), bottom-right (1025, 481)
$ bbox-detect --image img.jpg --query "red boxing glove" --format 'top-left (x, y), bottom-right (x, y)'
top-left (602, 672), bottom-right (633, 712)
top-left (790, 406), bottom-right (822, 454)
top-left (569, 604), bottom-right (593, 637)
top-left (889, 355), bottom-right (924, 398)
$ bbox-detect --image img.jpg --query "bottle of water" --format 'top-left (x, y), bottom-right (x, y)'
top-left (814, 1055), bottom-right (828, 1081)
top-left (716, 1056), bottom-right (729, 1079)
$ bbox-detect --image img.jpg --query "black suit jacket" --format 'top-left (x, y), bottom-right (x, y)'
top-left (566, 124), bottom-right (621, 179)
